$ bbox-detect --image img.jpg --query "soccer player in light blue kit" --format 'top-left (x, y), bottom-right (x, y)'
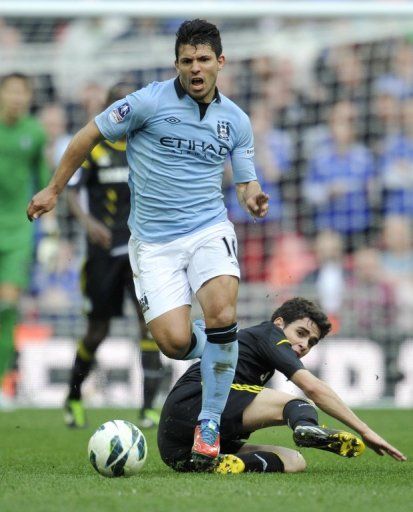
top-left (27, 19), bottom-right (269, 469)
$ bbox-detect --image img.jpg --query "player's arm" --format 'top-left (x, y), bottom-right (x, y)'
top-left (235, 180), bottom-right (269, 218)
top-left (27, 120), bottom-right (104, 221)
top-left (292, 369), bottom-right (407, 461)
top-left (67, 188), bottom-right (112, 249)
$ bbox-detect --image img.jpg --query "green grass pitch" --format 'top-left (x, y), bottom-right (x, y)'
top-left (0, 408), bottom-right (412, 512)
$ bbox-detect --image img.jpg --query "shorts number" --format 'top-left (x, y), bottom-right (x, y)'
top-left (222, 237), bottom-right (237, 258)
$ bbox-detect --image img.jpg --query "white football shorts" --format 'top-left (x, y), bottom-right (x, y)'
top-left (128, 221), bottom-right (240, 323)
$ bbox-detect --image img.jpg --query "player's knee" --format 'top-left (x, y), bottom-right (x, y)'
top-left (83, 336), bottom-right (103, 354)
top-left (149, 319), bottom-right (192, 359)
top-left (283, 450), bottom-right (307, 473)
top-left (205, 304), bottom-right (236, 328)
top-left (154, 335), bottom-right (190, 360)
top-left (84, 322), bottom-right (109, 352)
top-left (159, 344), bottom-right (185, 360)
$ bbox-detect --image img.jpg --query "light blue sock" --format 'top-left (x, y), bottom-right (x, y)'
top-left (183, 319), bottom-right (207, 360)
top-left (198, 339), bottom-right (238, 425)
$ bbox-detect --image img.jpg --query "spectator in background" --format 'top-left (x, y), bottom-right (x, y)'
top-left (303, 100), bottom-right (376, 252)
top-left (299, 230), bottom-right (347, 333)
top-left (369, 88), bottom-right (401, 156)
top-left (39, 103), bottom-right (72, 169)
top-left (35, 105), bottom-right (79, 311)
top-left (315, 46), bottom-right (372, 142)
top-left (0, 73), bottom-right (49, 408)
top-left (380, 215), bottom-right (413, 282)
top-left (344, 247), bottom-right (395, 338)
top-left (379, 215), bottom-right (413, 338)
top-left (225, 100), bottom-right (292, 281)
top-left (378, 95), bottom-right (413, 218)
top-left (41, 92), bottom-right (107, 244)
top-left (55, 17), bottom-right (132, 97)
top-left (260, 56), bottom-right (317, 184)
top-left (0, 18), bottom-right (23, 62)
top-left (216, 63), bottom-right (240, 105)
top-left (373, 40), bottom-right (413, 103)
top-left (261, 57), bottom-right (309, 132)
top-left (343, 247), bottom-right (398, 396)
top-left (267, 232), bottom-right (316, 300)
top-left (31, 237), bottom-right (81, 317)
top-left (79, 82), bottom-right (107, 123)
top-left (67, 82), bottom-right (106, 133)
top-left (39, 103), bottom-right (75, 239)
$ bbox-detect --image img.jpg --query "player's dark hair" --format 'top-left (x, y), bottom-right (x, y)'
top-left (271, 297), bottom-right (332, 340)
top-left (0, 72), bottom-right (32, 89)
top-left (175, 19), bottom-right (222, 60)
top-left (105, 81), bottom-right (136, 107)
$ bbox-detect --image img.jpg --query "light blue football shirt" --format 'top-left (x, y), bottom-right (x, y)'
top-left (95, 78), bottom-right (256, 243)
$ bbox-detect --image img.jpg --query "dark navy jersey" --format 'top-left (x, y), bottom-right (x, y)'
top-left (69, 139), bottom-right (130, 253)
top-left (173, 321), bottom-right (305, 391)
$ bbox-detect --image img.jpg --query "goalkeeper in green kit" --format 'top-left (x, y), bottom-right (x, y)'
top-left (0, 73), bottom-right (49, 408)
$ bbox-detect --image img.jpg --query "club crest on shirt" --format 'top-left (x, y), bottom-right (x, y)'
top-left (217, 120), bottom-right (230, 140)
top-left (109, 102), bottom-right (131, 124)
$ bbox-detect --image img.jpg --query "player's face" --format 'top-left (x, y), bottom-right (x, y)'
top-left (0, 78), bottom-right (32, 120)
top-left (274, 317), bottom-right (321, 358)
top-left (175, 44), bottom-right (225, 103)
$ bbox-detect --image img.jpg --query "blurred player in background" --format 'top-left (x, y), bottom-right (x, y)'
top-left (158, 297), bottom-right (406, 473)
top-left (27, 19), bottom-right (269, 468)
top-left (0, 73), bottom-right (49, 409)
top-left (64, 83), bottom-right (164, 429)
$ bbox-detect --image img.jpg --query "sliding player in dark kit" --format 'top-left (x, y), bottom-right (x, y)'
top-left (158, 297), bottom-right (406, 473)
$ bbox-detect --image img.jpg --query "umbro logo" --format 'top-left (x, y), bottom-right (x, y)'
top-left (230, 259), bottom-right (240, 269)
top-left (165, 116), bottom-right (181, 124)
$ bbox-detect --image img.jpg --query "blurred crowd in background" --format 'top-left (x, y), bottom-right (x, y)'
top-left (2, 16), bottom-right (413, 394)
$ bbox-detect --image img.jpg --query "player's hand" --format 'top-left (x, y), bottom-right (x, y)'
top-left (246, 191), bottom-right (270, 218)
top-left (27, 186), bottom-right (58, 221)
top-left (85, 217), bottom-right (112, 249)
top-left (362, 428), bottom-right (407, 461)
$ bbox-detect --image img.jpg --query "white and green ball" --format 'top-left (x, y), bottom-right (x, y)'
top-left (88, 420), bottom-right (147, 477)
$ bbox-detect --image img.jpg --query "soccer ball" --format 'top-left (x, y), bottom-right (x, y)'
top-left (88, 420), bottom-right (147, 477)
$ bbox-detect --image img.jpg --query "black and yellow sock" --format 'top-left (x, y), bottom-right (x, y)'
top-left (140, 339), bottom-right (163, 413)
top-left (283, 398), bottom-right (319, 430)
top-left (238, 451), bottom-right (285, 473)
top-left (67, 340), bottom-right (94, 400)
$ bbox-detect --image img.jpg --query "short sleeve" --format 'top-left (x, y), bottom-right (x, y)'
top-left (94, 83), bottom-right (158, 142)
top-left (258, 329), bottom-right (305, 379)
